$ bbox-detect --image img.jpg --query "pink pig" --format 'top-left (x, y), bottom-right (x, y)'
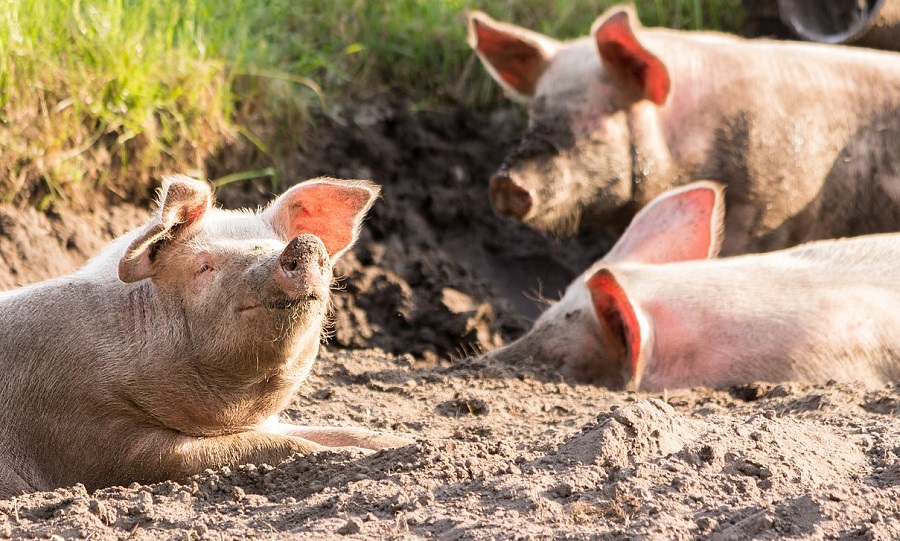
top-left (487, 181), bottom-right (900, 390)
top-left (0, 175), bottom-right (409, 497)
top-left (468, 5), bottom-right (900, 254)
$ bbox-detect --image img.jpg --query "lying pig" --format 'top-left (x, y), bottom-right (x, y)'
top-left (468, 6), bottom-right (900, 254)
top-left (0, 175), bottom-right (410, 498)
top-left (487, 181), bottom-right (900, 390)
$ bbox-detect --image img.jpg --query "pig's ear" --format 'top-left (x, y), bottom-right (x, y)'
top-left (467, 11), bottom-right (560, 102)
top-left (264, 178), bottom-right (380, 263)
top-left (118, 175), bottom-right (212, 283)
top-left (592, 6), bottom-right (670, 105)
top-left (586, 268), bottom-right (646, 390)
top-left (604, 181), bottom-right (725, 264)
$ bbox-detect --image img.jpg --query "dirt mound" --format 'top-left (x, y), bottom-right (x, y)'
top-left (554, 398), bottom-right (702, 468)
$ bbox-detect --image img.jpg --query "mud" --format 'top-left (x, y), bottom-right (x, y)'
top-left (1, 95), bottom-right (898, 540)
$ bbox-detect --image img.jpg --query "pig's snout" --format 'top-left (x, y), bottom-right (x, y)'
top-left (275, 235), bottom-right (331, 301)
top-left (489, 173), bottom-right (534, 220)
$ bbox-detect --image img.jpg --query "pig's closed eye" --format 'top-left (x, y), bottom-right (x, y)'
top-left (196, 264), bottom-right (214, 275)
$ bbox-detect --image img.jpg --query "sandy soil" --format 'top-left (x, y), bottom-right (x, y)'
top-left (1, 95), bottom-right (898, 540)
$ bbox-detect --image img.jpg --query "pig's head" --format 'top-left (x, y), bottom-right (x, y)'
top-left (116, 175), bottom-right (378, 385)
top-left (468, 6), bottom-right (670, 237)
top-left (487, 181), bottom-right (723, 390)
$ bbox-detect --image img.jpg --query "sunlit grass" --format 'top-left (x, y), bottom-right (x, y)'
top-left (0, 0), bottom-right (744, 206)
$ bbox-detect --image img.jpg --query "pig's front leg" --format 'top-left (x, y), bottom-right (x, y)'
top-left (266, 421), bottom-right (413, 450)
top-left (147, 429), bottom-right (328, 482)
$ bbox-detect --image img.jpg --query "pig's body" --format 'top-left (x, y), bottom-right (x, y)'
top-left (575, 237), bottom-right (900, 390)
top-left (469, 8), bottom-right (900, 254)
top-left (0, 176), bottom-right (408, 497)
top-left (488, 182), bottom-right (900, 390)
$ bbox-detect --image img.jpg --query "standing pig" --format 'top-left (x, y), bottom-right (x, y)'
top-left (487, 181), bottom-right (900, 390)
top-left (468, 6), bottom-right (900, 254)
top-left (0, 175), bottom-right (410, 498)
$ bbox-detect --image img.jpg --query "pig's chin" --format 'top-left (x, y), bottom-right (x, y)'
top-left (522, 197), bottom-right (584, 240)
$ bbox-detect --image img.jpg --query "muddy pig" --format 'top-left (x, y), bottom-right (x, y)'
top-left (0, 175), bottom-right (410, 498)
top-left (486, 180), bottom-right (900, 391)
top-left (468, 6), bottom-right (900, 254)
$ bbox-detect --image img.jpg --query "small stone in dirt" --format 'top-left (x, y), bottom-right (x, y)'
top-left (438, 397), bottom-right (491, 417)
top-left (337, 517), bottom-right (363, 535)
top-left (312, 388), bottom-right (333, 400)
top-left (696, 516), bottom-right (718, 532)
top-left (88, 499), bottom-right (116, 525)
top-left (755, 513), bottom-right (775, 531)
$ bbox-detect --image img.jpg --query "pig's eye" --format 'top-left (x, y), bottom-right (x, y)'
top-left (196, 264), bottom-right (213, 275)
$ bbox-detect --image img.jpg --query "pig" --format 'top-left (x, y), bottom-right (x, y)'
top-left (0, 175), bottom-right (410, 498)
top-left (486, 180), bottom-right (900, 391)
top-left (467, 5), bottom-right (900, 254)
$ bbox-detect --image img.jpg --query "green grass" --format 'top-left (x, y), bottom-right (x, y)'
top-left (0, 0), bottom-right (743, 206)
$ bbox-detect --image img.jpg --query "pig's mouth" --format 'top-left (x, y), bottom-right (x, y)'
top-left (235, 294), bottom-right (324, 314)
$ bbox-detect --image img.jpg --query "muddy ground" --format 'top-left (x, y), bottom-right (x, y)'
top-left (2, 96), bottom-right (899, 540)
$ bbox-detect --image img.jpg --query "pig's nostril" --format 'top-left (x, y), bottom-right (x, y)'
top-left (283, 259), bottom-right (298, 272)
top-left (489, 175), bottom-right (534, 220)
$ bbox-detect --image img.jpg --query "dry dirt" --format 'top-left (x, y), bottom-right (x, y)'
top-left (2, 95), bottom-right (899, 540)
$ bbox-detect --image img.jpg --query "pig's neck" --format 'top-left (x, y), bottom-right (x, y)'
top-left (627, 101), bottom-right (682, 206)
top-left (114, 279), bottom-right (315, 436)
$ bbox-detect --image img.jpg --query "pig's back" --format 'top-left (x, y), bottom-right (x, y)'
top-left (778, 233), bottom-right (900, 269)
top-left (625, 234), bottom-right (900, 388)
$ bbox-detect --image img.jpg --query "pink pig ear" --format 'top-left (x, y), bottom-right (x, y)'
top-left (118, 175), bottom-right (212, 283)
top-left (586, 268), bottom-right (645, 390)
top-left (592, 6), bottom-right (670, 105)
top-left (467, 10), bottom-right (560, 101)
top-left (264, 178), bottom-right (380, 262)
top-left (604, 181), bottom-right (725, 264)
